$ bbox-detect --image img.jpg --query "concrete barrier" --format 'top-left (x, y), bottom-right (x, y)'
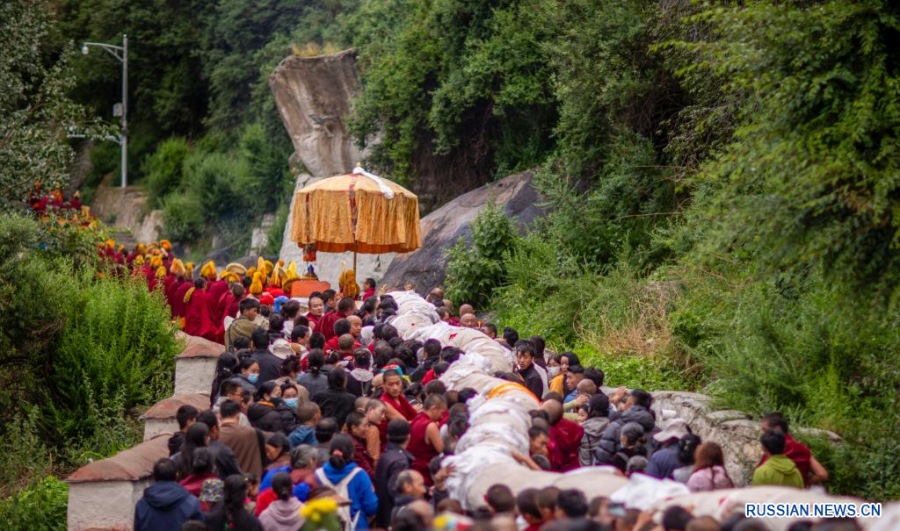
top-left (66, 435), bottom-right (169, 531)
top-left (174, 333), bottom-right (224, 396)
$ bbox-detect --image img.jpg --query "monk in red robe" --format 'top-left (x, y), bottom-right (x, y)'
top-left (543, 399), bottom-right (584, 472)
top-left (318, 298), bottom-right (356, 341)
top-left (183, 279), bottom-right (219, 342)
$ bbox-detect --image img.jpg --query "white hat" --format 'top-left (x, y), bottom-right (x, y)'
top-left (653, 418), bottom-right (690, 442)
top-left (269, 338), bottom-right (294, 360)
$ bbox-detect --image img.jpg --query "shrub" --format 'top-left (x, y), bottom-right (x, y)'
top-left (161, 192), bottom-right (205, 243)
top-left (181, 150), bottom-right (243, 221)
top-left (0, 476), bottom-right (67, 531)
top-left (145, 137), bottom-right (190, 207)
top-left (44, 272), bottom-right (179, 448)
top-left (445, 204), bottom-right (520, 310)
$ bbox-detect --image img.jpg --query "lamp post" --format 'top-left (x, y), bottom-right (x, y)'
top-left (81, 34), bottom-right (128, 188)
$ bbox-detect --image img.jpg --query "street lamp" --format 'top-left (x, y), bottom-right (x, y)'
top-left (81, 34), bottom-right (128, 188)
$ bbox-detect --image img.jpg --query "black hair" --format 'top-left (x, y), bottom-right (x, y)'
top-left (584, 367), bottom-right (605, 388)
top-left (337, 298), bottom-right (355, 314)
top-left (222, 474), bottom-right (248, 522)
top-left (763, 411), bottom-right (790, 433)
top-left (268, 314), bottom-right (285, 333)
top-left (405, 382), bottom-right (423, 401)
top-left (197, 410), bottom-right (218, 431)
top-left (482, 322), bottom-right (498, 336)
top-left (364, 277), bottom-right (376, 289)
top-left (514, 340), bottom-right (536, 356)
top-left (662, 505), bottom-right (692, 531)
top-left (176, 405), bottom-right (199, 430)
top-left (266, 433), bottom-right (291, 458)
top-left (528, 425), bottom-right (550, 440)
top-left (677, 434), bottom-right (702, 466)
top-left (153, 458), bottom-right (178, 482)
top-left (327, 366), bottom-right (348, 390)
top-left (354, 349), bottom-right (371, 369)
top-left (440, 346), bottom-right (463, 364)
top-left (239, 297), bottom-right (259, 313)
top-left (191, 447), bottom-right (215, 475)
top-left (529, 336), bottom-right (546, 356)
top-left (255, 380), bottom-right (278, 401)
top-left (309, 332), bottom-right (326, 350)
top-left (557, 489), bottom-right (589, 518)
top-left (423, 339), bottom-right (442, 359)
top-left (346, 412), bottom-right (366, 433)
top-left (328, 433), bottom-right (355, 469)
top-left (457, 388), bottom-right (477, 404)
top-left (212, 352), bottom-right (239, 402)
top-left (238, 356), bottom-right (258, 375)
top-left (363, 296), bottom-right (377, 314)
top-left (281, 300), bottom-right (301, 319)
top-left (307, 349), bottom-right (325, 375)
top-left (761, 429), bottom-right (786, 455)
top-left (220, 399), bottom-right (242, 419)
top-left (322, 289), bottom-right (337, 303)
top-left (270, 471), bottom-right (293, 502)
top-left (447, 416), bottom-right (469, 439)
top-left (387, 419), bottom-right (411, 444)
top-left (333, 318), bottom-right (351, 337)
top-left (291, 325), bottom-right (310, 342)
top-left (176, 422), bottom-right (209, 480)
top-left (251, 327), bottom-right (270, 349)
top-left (503, 327), bottom-right (519, 346)
top-left (281, 355), bottom-right (300, 377)
top-left (315, 418), bottom-right (338, 443)
top-left (424, 380), bottom-right (447, 396)
top-left (517, 488), bottom-right (542, 519)
top-left (381, 324), bottom-right (399, 341)
top-left (231, 336), bottom-right (250, 351)
top-left (486, 484), bottom-right (515, 513)
top-left (630, 388), bottom-right (652, 408)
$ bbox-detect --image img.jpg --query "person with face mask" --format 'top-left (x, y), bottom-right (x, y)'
top-left (548, 352), bottom-right (580, 396)
top-left (234, 358), bottom-right (261, 395)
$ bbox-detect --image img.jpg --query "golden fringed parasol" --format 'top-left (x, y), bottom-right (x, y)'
top-left (290, 166), bottom-right (421, 272)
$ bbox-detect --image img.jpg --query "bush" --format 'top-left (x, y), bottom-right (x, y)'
top-left (161, 192), bottom-right (205, 243)
top-left (0, 476), bottom-right (67, 531)
top-left (181, 151), bottom-right (243, 221)
top-left (445, 204), bottom-right (520, 310)
top-left (44, 272), bottom-right (180, 448)
top-left (145, 137), bottom-right (190, 206)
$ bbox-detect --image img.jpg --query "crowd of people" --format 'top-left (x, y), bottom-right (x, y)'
top-left (125, 244), bottom-right (853, 531)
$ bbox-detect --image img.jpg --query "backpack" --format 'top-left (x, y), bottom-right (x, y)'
top-left (315, 466), bottom-right (363, 529)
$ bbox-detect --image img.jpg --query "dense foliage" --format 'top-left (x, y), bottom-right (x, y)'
top-left (0, 213), bottom-right (179, 525)
top-left (439, 0), bottom-right (899, 500)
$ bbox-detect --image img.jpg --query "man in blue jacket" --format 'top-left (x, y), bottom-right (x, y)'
top-left (134, 458), bottom-right (203, 531)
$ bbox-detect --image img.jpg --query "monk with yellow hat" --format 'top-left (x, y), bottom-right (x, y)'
top-left (202, 261), bottom-right (230, 325)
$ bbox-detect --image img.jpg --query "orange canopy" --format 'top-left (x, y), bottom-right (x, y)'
top-left (290, 169), bottom-right (422, 254)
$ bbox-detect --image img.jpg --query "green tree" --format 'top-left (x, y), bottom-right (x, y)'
top-left (0, 0), bottom-right (90, 208)
top-left (667, 0), bottom-right (900, 299)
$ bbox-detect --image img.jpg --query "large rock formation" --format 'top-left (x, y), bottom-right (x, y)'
top-left (269, 49), bottom-right (367, 177)
top-left (271, 50), bottom-right (394, 287)
top-left (381, 170), bottom-right (544, 293)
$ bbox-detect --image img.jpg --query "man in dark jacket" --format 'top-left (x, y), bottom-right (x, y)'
top-left (515, 340), bottom-right (546, 400)
top-left (250, 327), bottom-right (282, 385)
top-left (311, 367), bottom-right (357, 428)
top-left (593, 389), bottom-right (656, 466)
top-left (375, 419), bottom-right (414, 528)
top-left (167, 404), bottom-right (198, 456)
top-left (134, 458), bottom-right (202, 531)
top-left (646, 418), bottom-right (689, 479)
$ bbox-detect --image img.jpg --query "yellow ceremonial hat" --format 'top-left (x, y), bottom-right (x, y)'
top-left (223, 262), bottom-right (247, 277)
top-left (170, 258), bottom-right (186, 276)
top-left (249, 272), bottom-right (264, 295)
top-left (200, 261), bottom-right (217, 280)
top-left (159, 239), bottom-right (172, 251)
top-left (155, 266), bottom-right (167, 278)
